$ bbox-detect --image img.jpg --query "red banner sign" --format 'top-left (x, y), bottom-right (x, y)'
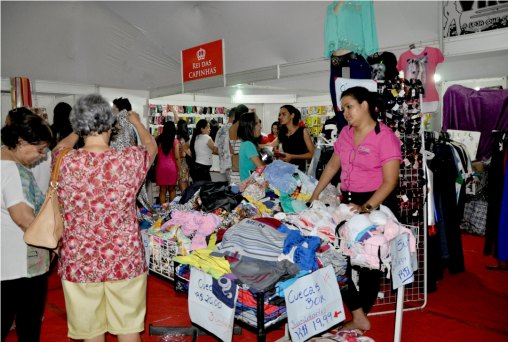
top-left (181, 39), bottom-right (224, 82)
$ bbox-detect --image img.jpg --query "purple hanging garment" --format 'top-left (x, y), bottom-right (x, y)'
top-left (442, 85), bottom-right (508, 161)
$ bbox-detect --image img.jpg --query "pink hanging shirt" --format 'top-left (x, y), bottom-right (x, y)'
top-left (397, 47), bottom-right (444, 102)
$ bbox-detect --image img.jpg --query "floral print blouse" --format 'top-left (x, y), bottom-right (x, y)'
top-left (55, 146), bottom-right (150, 283)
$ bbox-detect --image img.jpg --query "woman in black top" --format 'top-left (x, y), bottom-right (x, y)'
top-left (271, 105), bottom-right (315, 172)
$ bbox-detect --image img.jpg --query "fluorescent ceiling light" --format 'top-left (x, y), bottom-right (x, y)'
top-left (231, 94), bottom-right (296, 104)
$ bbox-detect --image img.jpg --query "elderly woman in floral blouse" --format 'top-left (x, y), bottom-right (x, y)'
top-left (53, 94), bottom-right (157, 342)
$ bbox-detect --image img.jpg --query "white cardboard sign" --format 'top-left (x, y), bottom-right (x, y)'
top-left (390, 233), bottom-right (417, 289)
top-left (335, 78), bottom-right (378, 110)
top-left (285, 265), bottom-right (345, 342)
top-left (188, 267), bottom-right (238, 342)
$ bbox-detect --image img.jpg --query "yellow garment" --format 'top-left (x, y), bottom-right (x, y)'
top-left (172, 234), bottom-right (230, 279)
top-left (150, 218), bottom-right (163, 230)
top-left (296, 192), bottom-right (311, 202)
top-left (243, 195), bottom-right (272, 214)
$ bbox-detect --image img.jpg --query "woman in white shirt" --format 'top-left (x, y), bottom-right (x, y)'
top-left (1, 108), bottom-right (53, 341)
top-left (189, 119), bottom-right (218, 182)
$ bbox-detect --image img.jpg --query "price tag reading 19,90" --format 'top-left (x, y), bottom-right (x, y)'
top-left (284, 265), bottom-right (345, 342)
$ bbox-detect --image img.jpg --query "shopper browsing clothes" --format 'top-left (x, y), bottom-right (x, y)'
top-left (173, 109), bottom-right (191, 193)
top-left (266, 121), bottom-right (280, 143)
top-left (228, 104), bottom-right (249, 183)
top-left (216, 107), bottom-right (236, 182)
top-left (50, 102), bottom-right (73, 147)
top-left (155, 121), bottom-right (180, 204)
top-left (189, 119), bottom-right (218, 182)
top-left (110, 97), bottom-right (153, 212)
top-left (309, 86), bottom-right (402, 332)
top-left (238, 112), bottom-right (265, 181)
top-left (1, 108), bottom-right (53, 342)
top-left (271, 105), bottom-right (315, 172)
top-left (53, 94), bottom-right (157, 341)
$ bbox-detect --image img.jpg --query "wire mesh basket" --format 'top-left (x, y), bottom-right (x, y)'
top-left (147, 231), bottom-right (179, 281)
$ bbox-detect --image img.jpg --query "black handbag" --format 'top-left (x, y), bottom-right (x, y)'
top-left (147, 155), bottom-right (157, 183)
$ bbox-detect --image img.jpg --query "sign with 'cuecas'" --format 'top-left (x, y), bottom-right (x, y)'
top-left (284, 265), bottom-right (345, 342)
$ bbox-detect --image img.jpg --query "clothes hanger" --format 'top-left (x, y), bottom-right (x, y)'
top-left (438, 131), bottom-right (450, 143)
top-left (409, 42), bottom-right (425, 55)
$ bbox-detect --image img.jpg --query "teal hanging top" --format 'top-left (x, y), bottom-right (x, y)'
top-left (324, 0), bottom-right (379, 58)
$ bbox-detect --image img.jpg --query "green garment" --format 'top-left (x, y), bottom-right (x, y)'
top-left (324, 0), bottom-right (379, 58)
top-left (239, 140), bottom-right (259, 181)
top-left (17, 164), bottom-right (50, 277)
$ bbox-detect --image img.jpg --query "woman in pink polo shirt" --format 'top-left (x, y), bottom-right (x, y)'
top-left (310, 86), bottom-right (402, 333)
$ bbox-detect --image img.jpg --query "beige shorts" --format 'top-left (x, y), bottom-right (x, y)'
top-left (62, 273), bottom-right (147, 339)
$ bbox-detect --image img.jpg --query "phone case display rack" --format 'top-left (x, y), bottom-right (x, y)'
top-left (371, 79), bottom-right (427, 315)
top-left (300, 105), bottom-right (335, 137)
top-left (148, 104), bottom-right (228, 137)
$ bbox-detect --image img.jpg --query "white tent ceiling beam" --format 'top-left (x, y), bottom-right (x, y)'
top-left (0, 79), bottom-right (98, 96)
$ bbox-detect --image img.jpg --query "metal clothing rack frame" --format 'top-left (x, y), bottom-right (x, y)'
top-left (236, 290), bottom-right (287, 342)
top-left (150, 261), bottom-right (287, 342)
top-left (368, 87), bottom-right (428, 342)
top-left (149, 323), bottom-right (243, 341)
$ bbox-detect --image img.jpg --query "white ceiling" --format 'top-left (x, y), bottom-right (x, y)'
top-left (1, 1), bottom-right (507, 99)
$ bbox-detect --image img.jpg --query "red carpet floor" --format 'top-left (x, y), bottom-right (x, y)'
top-left (5, 233), bottom-right (508, 341)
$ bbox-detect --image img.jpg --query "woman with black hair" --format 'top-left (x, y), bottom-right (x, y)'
top-left (271, 105), bottom-right (315, 172)
top-left (189, 119), bottom-right (218, 182)
top-left (310, 86), bottom-right (402, 333)
top-left (237, 112), bottom-right (264, 181)
top-left (209, 118), bottom-right (220, 141)
top-left (112, 97), bottom-right (132, 112)
top-left (228, 104), bottom-right (249, 183)
top-left (110, 97), bottom-right (136, 148)
top-left (175, 116), bottom-right (191, 192)
top-left (155, 121), bottom-right (180, 204)
top-left (50, 102), bottom-right (73, 145)
top-left (267, 121), bottom-right (279, 142)
top-left (110, 97), bottom-right (154, 211)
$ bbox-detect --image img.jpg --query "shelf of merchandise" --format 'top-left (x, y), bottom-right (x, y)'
top-left (148, 104), bottom-right (227, 137)
top-left (300, 105), bottom-right (334, 137)
top-left (147, 103), bottom-right (229, 203)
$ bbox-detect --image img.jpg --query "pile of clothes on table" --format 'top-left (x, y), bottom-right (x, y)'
top-left (139, 160), bottom-right (417, 325)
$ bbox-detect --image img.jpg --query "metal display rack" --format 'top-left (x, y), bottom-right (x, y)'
top-left (369, 83), bottom-right (428, 342)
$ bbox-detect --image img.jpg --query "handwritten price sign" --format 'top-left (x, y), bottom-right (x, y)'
top-left (390, 233), bottom-right (417, 289)
top-left (188, 267), bottom-right (237, 342)
top-left (285, 265), bottom-right (345, 342)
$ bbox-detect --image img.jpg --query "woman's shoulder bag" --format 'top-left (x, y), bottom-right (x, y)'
top-left (24, 147), bottom-right (72, 250)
